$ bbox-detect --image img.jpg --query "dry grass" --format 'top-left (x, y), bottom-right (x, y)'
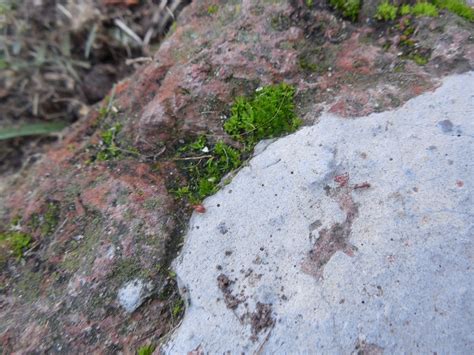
top-left (0, 0), bottom-right (188, 128)
top-left (0, 0), bottom-right (189, 174)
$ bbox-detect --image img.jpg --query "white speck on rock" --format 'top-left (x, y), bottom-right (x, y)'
top-left (117, 279), bottom-right (153, 313)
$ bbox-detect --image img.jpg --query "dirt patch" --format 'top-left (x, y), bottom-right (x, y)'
top-left (216, 273), bottom-right (274, 342)
top-left (217, 273), bottom-right (243, 310)
top-left (249, 302), bottom-right (275, 341)
top-left (354, 339), bottom-right (384, 355)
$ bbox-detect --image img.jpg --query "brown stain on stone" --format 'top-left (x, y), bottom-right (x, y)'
top-left (354, 339), bottom-right (384, 355)
top-left (249, 302), bottom-right (274, 342)
top-left (302, 174), bottom-right (362, 279)
top-left (217, 273), bottom-right (243, 310)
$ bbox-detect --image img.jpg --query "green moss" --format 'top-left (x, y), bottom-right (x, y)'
top-left (0, 231), bottom-right (32, 260)
top-left (171, 298), bottom-right (184, 318)
top-left (433, 0), bottom-right (474, 21)
top-left (223, 83), bottom-right (301, 149)
top-left (207, 4), bottom-right (219, 15)
top-left (174, 137), bottom-right (241, 203)
top-left (375, 1), bottom-right (398, 21)
top-left (95, 123), bottom-right (123, 161)
top-left (400, 4), bottom-right (412, 15)
top-left (411, 2), bottom-right (439, 17)
top-left (174, 84), bottom-right (300, 204)
top-left (374, 0), bottom-right (472, 21)
top-left (298, 58), bottom-right (320, 72)
top-left (306, 0), bottom-right (314, 6)
top-left (329, 0), bottom-right (361, 21)
top-left (409, 53), bottom-right (430, 65)
top-left (137, 344), bottom-right (156, 355)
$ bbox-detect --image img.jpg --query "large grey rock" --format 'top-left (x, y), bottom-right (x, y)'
top-left (165, 72), bottom-right (474, 353)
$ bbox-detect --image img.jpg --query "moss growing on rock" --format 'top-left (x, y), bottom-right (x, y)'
top-left (373, 0), bottom-right (473, 22)
top-left (375, 1), bottom-right (398, 21)
top-left (411, 2), bottom-right (439, 17)
top-left (137, 344), bottom-right (156, 355)
top-left (174, 83), bottom-right (301, 204)
top-left (207, 5), bottom-right (218, 15)
top-left (0, 230), bottom-right (32, 262)
top-left (96, 123), bottom-right (123, 161)
top-left (224, 83), bottom-right (301, 149)
top-left (174, 137), bottom-right (241, 203)
top-left (434, 0), bottom-right (474, 21)
top-left (329, 0), bottom-right (361, 21)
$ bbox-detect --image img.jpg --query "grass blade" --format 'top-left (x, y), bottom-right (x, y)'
top-left (0, 122), bottom-right (67, 141)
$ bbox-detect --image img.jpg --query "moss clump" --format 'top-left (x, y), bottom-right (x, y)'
top-left (375, 1), bottom-right (398, 21)
top-left (433, 0), bottom-right (474, 21)
top-left (223, 83), bottom-right (301, 150)
top-left (137, 344), bottom-right (156, 355)
top-left (411, 2), bottom-right (439, 17)
top-left (96, 123), bottom-right (123, 161)
top-left (374, 0), bottom-right (473, 22)
top-left (329, 0), bottom-right (361, 21)
top-left (409, 53), bottom-right (430, 65)
top-left (171, 298), bottom-right (184, 318)
top-left (0, 230), bottom-right (32, 262)
top-left (175, 83), bottom-right (300, 204)
top-left (207, 4), bottom-right (218, 15)
top-left (174, 137), bottom-right (241, 203)
top-left (298, 58), bottom-right (320, 72)
top-left (399, 4), bottom-right (412, 15)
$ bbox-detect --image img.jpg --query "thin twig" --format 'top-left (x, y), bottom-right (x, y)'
top-left (125, 57), bottom-right (153, 65)
top-left (173, 155), bottom-right (213, 161)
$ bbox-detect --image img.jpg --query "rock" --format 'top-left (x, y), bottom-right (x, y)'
top-left (165, 72), bottom-right (474, 353)
top-left (118, 278), bottom-right (153, 313)
top-left (1, 0), bottom-right (473, 352)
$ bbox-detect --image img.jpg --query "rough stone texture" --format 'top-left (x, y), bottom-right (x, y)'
top-left (0, 0), bottom-right (473, 352)
top-left (166, 72), bottom-right (474, 353)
